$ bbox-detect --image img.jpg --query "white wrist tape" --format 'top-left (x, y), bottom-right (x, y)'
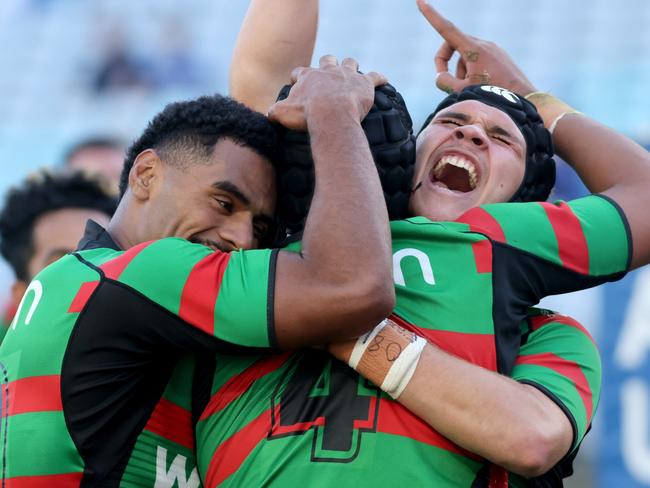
top-left (381, 335), bottom-right (426, 398)
top-left (344, 319), bottom-right (427, 400)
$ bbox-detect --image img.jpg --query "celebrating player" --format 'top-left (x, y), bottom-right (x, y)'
top-left (193, 1), bottom-right (650, 486)
top-left (0, 63), bottom-right (396, 485)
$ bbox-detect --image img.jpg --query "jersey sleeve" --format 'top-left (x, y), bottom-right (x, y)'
top-left (511, 310), bottom-right (602, 453)
top-left (456, 194), bottom-right (631, 292)
top-left (102, 237), bottom-right (277, 348)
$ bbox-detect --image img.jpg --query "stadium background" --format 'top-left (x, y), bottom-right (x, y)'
top-left (0, 0), bottom-right (649, 486)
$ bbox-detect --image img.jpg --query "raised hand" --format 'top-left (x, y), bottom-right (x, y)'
top-left (268, 55), bottom-right (387, 130)
top-left (416, 0), bottom-right (535, 96)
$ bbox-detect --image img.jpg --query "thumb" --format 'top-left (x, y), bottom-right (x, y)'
top-left (435, 71), bottom-right (468, 94)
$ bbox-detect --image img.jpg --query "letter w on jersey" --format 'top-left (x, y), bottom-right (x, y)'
top-left (155, 446), bottom-right (200, 488)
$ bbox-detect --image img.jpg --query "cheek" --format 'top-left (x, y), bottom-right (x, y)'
top-left (488, 149), bottom-right (525, 198)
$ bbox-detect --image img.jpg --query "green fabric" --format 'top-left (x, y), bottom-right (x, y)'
top-left (512, 316), bottom-right (602, 451)
top-left (214, 249), bottom-right (273, 347)
top-left (196, 194), bottom-right (625, 487)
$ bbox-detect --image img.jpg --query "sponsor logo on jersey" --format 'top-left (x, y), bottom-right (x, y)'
top-left (154, 446), bottom-right (200, 488)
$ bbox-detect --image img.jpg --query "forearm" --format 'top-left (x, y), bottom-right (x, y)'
top-left (230, 0), bottom-right (318, 113)
top-left (398, 343), bottom-right (572, 477)
top-left (300, 106), bottom-right (393, 322)
top-left (528, 93), bottom-right (650, 268)
top-left (329, 321), bottom-right (572, 477)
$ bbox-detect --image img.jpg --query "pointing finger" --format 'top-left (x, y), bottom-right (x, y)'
top-left (417, 0), bottom-right (470, 49)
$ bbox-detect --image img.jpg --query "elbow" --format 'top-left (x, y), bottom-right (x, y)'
top-left (506, 426), bottom-right (567, 478)
top-left (338, 278), bottom-right (395, 338)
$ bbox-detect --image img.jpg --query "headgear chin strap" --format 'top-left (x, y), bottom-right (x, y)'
top-left (420, 84), bottom-right (556, 202)
top-left (275, 83), bottom-right (416, 235)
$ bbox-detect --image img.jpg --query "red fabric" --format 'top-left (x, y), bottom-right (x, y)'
top-left (178, 252), bottom-right (231, 335)
top-left (205, 408), bottom-right (274, 487)
top-left (5, 473), bottom-right (82, 487)
top-left (200, 354), bottom-right (291, 421)
top-left (456, 207), bottom-right (507, 242)
top-left (100, 241), bottom-right (154, 280)
top-left (377, 398), bottom-right (481, 460)
top-left (67, 281), bottom-right (99, 313)
top-left (516, 352), bottom-right (594, 426)
top-left (144, 398), bottom-right (194, 450)
top-left (529, 313), bottom-right (596, 346)
top-left (540, 202), bottom-right (589, 274)
top-left (3, 375), bottom-right (62, 415)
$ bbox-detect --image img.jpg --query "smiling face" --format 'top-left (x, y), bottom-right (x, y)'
top-left (409, 100), bottom-right (527, 221)
top-left (142, 138), bottom-right (276, 252)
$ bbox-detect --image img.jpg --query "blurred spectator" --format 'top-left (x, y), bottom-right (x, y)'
top-left (0, 169), bottom-right (117, 339)
top-left (151, 17), bottom-right (204, 89)
top-left (91, 23), bottom-right (152, 93)
top-left (64, 136), bottom-right (126, 194)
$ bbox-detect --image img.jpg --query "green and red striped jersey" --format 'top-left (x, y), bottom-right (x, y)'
top-left (0, 221), bottom-right (277, 487)
top-left (509, 309), bottom-right (601, 487)
top-left (196, 194), bottom-right (626, 487)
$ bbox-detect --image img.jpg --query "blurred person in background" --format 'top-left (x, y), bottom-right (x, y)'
top-left (90, 21), bottom-right (152, 94)
top-left (151, 16), bottom-right (205, 90)
top-left (0, 169), bottom-right (116, 339)
top-left (64, 136), bottom-right (126, 194)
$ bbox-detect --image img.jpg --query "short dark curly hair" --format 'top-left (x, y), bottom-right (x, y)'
top-left (0, 169), bottom-right (117, 281)
top-left (119, 94), bottom-right (278, 197)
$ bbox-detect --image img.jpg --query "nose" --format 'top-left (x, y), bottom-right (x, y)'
top-left (453, 125), bottom-right (488, 149)
top-left (220, 217), bottom-right (255, 251)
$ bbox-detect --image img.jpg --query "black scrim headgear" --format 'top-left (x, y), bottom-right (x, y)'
top-left (420, 84), bottom-right (555, 202)
top-left (275, 83), bottom-right (416, 234)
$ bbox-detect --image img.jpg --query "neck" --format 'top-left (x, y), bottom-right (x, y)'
top-left (106, 198), bottom-right (142, 250)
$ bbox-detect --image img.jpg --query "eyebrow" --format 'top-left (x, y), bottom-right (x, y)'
top-left (213, 181), bottom-right (251, 206)
top-left (213, 180), bottom-right (274, 224)
top-left (437, 111), bottom-right (523, 147)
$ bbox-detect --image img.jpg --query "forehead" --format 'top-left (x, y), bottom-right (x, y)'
top-left (32, 208), bottom-right (110, 253)
top-left (436, 100), bottom-right (523, 139)
top-left (193, 138), bottom-right (276, 210)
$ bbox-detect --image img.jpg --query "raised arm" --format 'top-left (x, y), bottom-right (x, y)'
top-left (230, 0), bottom-right (318, 113)
top-left (417, 0), bottom-right (650, 269)
top-left (269, 57), bottom-right (395, 349)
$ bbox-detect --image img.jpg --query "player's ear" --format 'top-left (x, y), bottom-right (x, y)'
top-left (129, 149), bottom-right (161, 201)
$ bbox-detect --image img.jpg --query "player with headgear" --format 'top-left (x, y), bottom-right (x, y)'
top-left (194, 2), bottom-right (650, 487)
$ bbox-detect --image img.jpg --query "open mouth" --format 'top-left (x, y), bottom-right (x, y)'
top-left (429, 155), bottom-right (478, 193)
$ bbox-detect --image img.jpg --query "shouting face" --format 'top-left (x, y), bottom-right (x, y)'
top-left (409, 100), bottom-right (527, 221)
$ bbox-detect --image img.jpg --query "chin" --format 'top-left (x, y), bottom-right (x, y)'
top-left (409, 189), bottom-right (482, 223)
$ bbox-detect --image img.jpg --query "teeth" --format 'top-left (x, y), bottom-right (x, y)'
top-left (434, 155), bottom-right (478, 190)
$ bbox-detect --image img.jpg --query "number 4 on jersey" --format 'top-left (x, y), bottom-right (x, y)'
top-left (269, 351), bottom-right (381, 463)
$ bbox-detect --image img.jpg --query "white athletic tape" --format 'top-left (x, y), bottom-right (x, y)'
top-left (349, 319), bottom-right (388, 369)
top-left (381, 335), bottom-right (427, 399)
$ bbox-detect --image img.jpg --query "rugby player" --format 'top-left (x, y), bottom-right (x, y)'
top-left (0, 62), bottom-right (396, 485)
top-left (0, 169), bottom-right (116, 339)
top-left (193, 1), bottom-right (650, 486)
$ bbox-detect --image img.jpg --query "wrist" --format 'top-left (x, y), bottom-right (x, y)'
top-left (331, 319), bottom-right (427, 399)
top-left (524, 91), bottom-right (581, 134)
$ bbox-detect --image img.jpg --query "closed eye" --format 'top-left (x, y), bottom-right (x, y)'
top-left (437, 118), bottom-right (463, 127)
top-left (490, 134), bottom-right (511, 145)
